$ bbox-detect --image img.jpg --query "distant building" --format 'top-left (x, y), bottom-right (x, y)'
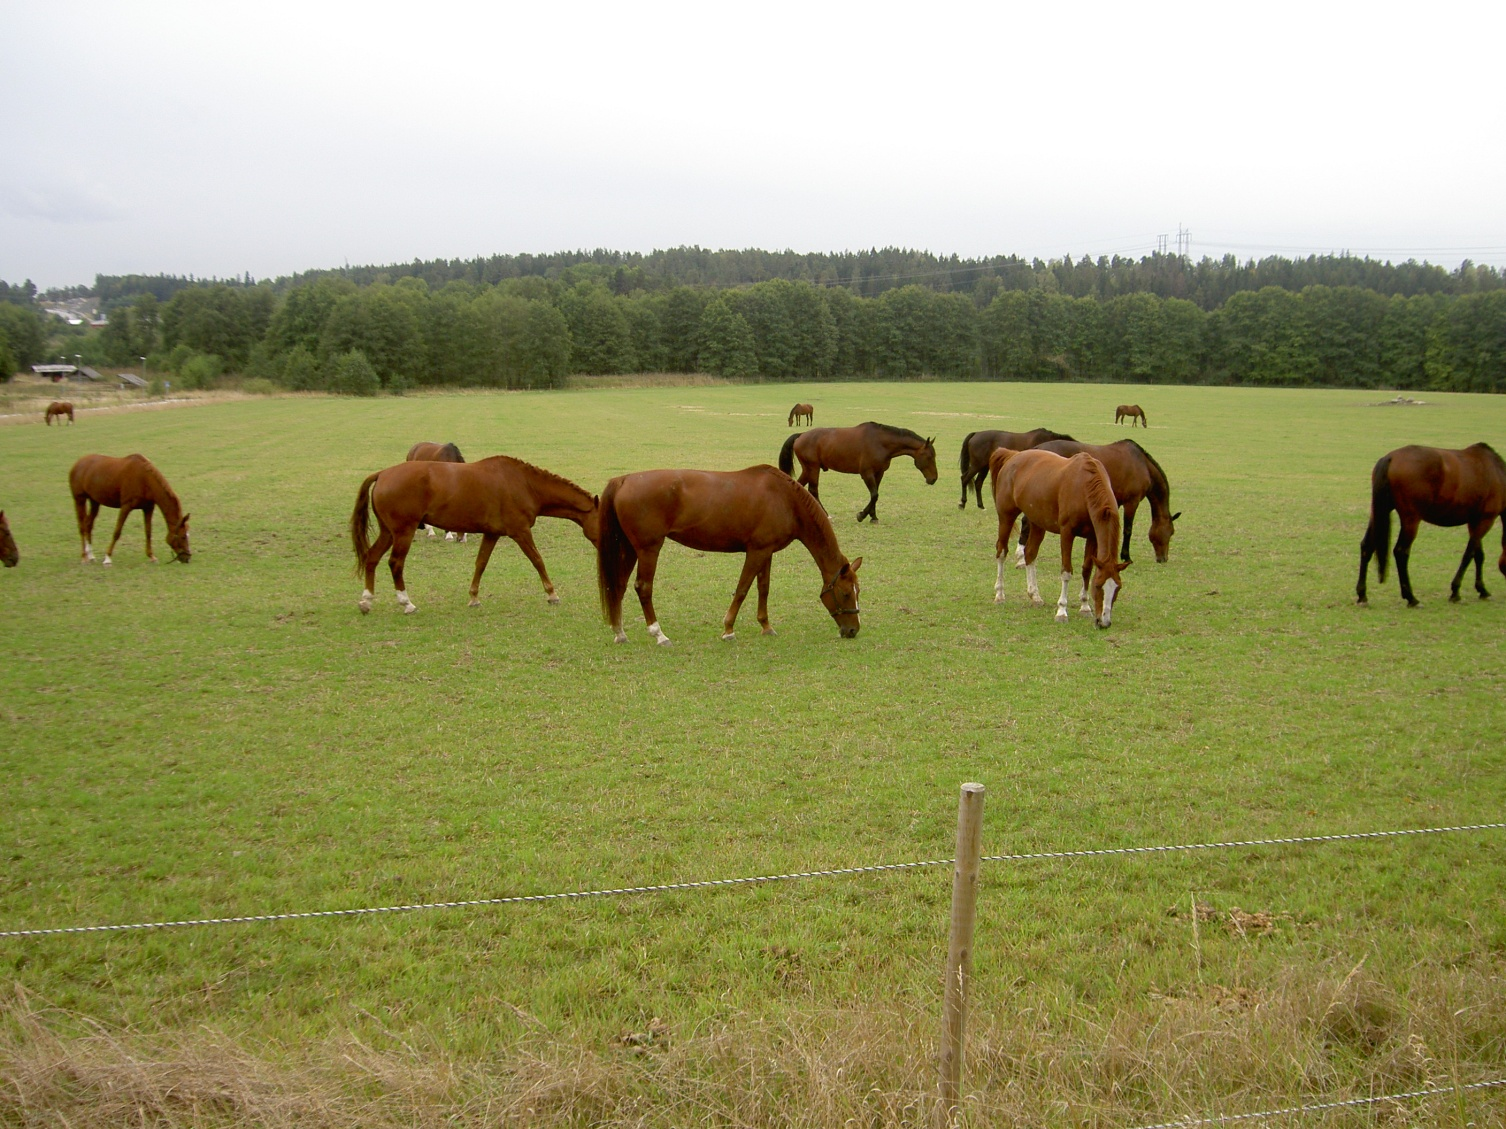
top-left (118, 372), bottom-right (147, 388)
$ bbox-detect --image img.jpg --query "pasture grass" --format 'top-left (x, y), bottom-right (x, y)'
top-left (1, 381), bottom-right (1503, 1125)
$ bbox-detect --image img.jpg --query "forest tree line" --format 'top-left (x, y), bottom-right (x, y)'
top-left (3, 250), bottom-right (1504, 394)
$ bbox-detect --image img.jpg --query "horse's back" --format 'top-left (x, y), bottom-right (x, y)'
top-left (611, 466), bottom-right (798, 546)
top-left (1387, 444), bottom-right (1506, 520)
top-left (70, 453), bottom-right (152, 503)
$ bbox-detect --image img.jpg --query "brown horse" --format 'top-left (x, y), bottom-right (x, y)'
top-left (596, 465), bottom-right (862, 644)
top-left (351, 456), bottom-right (599, 614)
top-left (1357, 443), bottom-right (1506, 607)
top-left (788, 403), bottom-right (814, 426)
top-left (1115, 404), bottom-right (1147, 427)
top-left (45, 402), bottom-right (74, 425)
top-left (0, 511), bottom-right (16, 568)
top-left (406, 441), bottom-right (467, 540)
top-left (69, 454), bottom-right (191, 565)
top-left (958, 428), bottom-right (1075, 509)
top-left (990, 448), bottom-right (1127, 628)
top-left (1028, 438), bottom-right (1179, 563)
top-left (779, 422), bottom-right (938, 522)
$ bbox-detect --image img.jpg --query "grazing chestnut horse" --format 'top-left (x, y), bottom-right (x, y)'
top-left (69, 454), bottom-right (192, 566)
top-left (596, 465), bottom-right (862, 644)
top-left (1357, 443), bottom-right (1506, 607)
top-left (990, 448), bottom-right (1127, 628)
top-left (45, 402), bottom-right (74, 425)
top-left (1026, 438), bottom-right (1179, 563)
top-left (779, 422), bottom-right (938, 522)
top-left (788, 403), bottom-right (814, 426)
top-left (958, 428), bottom-right (1075, 509)
top-left (1115, 404), bottom-right (1147, 427)
top-left (406, 441), bottom-right (467, 540)
top-left (0, 511), bottom-right (17, 568)
top-left (351, 456), bottom-right (599, 615)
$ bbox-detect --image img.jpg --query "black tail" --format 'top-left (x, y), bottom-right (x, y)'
top-left (778, 432), bottom-right (800, 476)
top-left (959, 432), bottom-right (976, 475)
top-left (1368, 455), bottom-right (1394, 583)
top-left (596, 479), bottom-right (637, 624)
top-left (350, 472), bottom-right (380, 577)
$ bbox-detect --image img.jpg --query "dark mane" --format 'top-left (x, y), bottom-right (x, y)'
top-left (1032, 428), bottom-right (1075, 443)
top-left (863, 421), bottom-right (928, 443)
top-left (1471, 442), bottom-right (1506, 476)
top-left (441, 442), bottom-right (464, 462)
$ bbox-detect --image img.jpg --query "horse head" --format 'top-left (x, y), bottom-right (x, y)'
top-left (167, 513), bottom-right (192, 563)
top-left (581, 495), bottom-right (603, 547)
top-left (820, 556), bottom-right (863, 638)
top-left (1090, 557), bottom-right (1130, 628)
top-left (1150, 510), bottom-right (1181, 563)
top-left (916, 438), bottom-right (939, 484)
top-left (0, 511), bottom-right (16, 568)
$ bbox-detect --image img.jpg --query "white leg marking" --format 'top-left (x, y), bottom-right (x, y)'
top-left (1014, 542), bottom-right (1026, 569)
top-left (994, 555), bottom-right (1006, 603)
top-left (445, 531), bottom-right (457, 542)
top-left (613, 629), bottom-right (628, 643)
top-left (396, 590), bottom-right (417, 614)
top-left (721, 631), bottom-right (736, 641)
top-left (102, 555), bottom-right (112, 566)
top-left (459, 533), bottom-right (468, 544)
top-left (1056, 571), bottom-right (1071, 623)
top-left (647, 621), bottom-right (672, 645)
top-left (1025, 562), bottom-right (1043, 605)
top-left (358, 588), bottom-right (373, 614)
top-left (427, 526), bottom-right (437, 538)
top-left (1079, 576), bottom-right (1091, 613)
top-left (546, 590), bottom-right (561, 605)
top-left (1098, 578), bottom-right (1118, 627)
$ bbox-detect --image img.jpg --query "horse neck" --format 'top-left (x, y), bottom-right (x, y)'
top-left (143, 467), bottom-right (183, 525)
top-left (791, 493), bottom-right (847, 580)
top-left (1083, 468), bottom-right (1121, 560)
top-left (887, 432), bottom-right (927, 458)
top-left (1140, 451), bottom-right (1171, 518)
top-left (528, 467), bottom-right (594, 524)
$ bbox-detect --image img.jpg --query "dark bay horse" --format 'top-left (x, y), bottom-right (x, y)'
top-left (990, 448), bottom-right (1127, 628)
top-left (1030, 438), bottom-right (1179, 563)
top-left (406, 441), bottom-right (467, 540)
top-left (1357, 443), bottom-right (1506, 606)
top-left (69, 454), bottom-right (191, 566)
top-left (958, 428), bottom-right (1075, 509)
top-left (779, 422), bottom-right (937, 522)
top-left (1115, 404), bottom-right (1147, 427)
top-left (45, 402), bottom-right (74, 425)
top-left (0, 511), bottom-right (16, 568)
top-left (351, 456), bottom-right (599, 614)
top-left (788, 403), bottom-right (814, 426)
top-left (597, 465), bottom-right (862, 644)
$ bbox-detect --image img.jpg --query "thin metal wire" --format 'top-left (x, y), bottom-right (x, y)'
top-left (1128, 1076), bottom-right (1506, 1129)
top-left (1, 821), bottom-right (1500, 940)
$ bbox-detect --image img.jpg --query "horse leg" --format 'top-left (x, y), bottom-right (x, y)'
top-left (388, 528), bottom-right (419, 613)
top-left (633, 543), bottom-right (671, 644)
top-left (721, 549), bottom-right (773, 640)
top-left (1055, 534), bottom-right (1076, 623)
top-left (1456, 517), bottom-right (1493, 599)
top-left (1015, 516), bottom-right (1030, 568)
top-left (959, 468), bottom-right (971, 509)
top-left (857, 469), bottom-right (882, 522)
top-left (139, 503), bottom-right (158, 563)
top-left (1078, 534), bottom-right (1095, 615)
top-left (102, 504), bottom-right (136, 566)
top-left (994, 512), bottom-right (1018, 603)
top-left (1393, 516), bottom-right (1421, 607)
top-left (466, 533), bottom-right (501, 606)
top-left (755, 556), bottom-right (775, 635)
top-left (74, 494), bottom-right (94, 562)
top-left (800, 463), bottom-right (824, 509)
top-left (510, 526), bottom-right (559, 604)
top-left (358, 524), bottom-right (394, 613)
top-left (1357, 520), bottom-right (1377, 605)
top-left (1024, 526), bottom-right (1047, 607)
top-left (1120, 499), bottom-right (1139, 563)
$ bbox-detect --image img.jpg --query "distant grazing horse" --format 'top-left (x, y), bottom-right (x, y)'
top-left (958, 428), bottom-right (1075, 509)
top-left (788, 403), bottom-right (814, 427)
top-left (45, 402), bottom-right (74, 425)
top-left (69, 454), bottom-right (191, 566)
top-left (779, 422), bottom-right (938, 522)
top-left (351, 456), bottom-right (599, 615)
top-left (1357, 443), bottom-right (1506, 607)
top-left (1115, 404), bottom-right (1147, 428)
top-left (990, 448), bottom-right (1127, 628)
top-left (0, 511), bottom-right (16, 568)
top-left (406, 441), bottom-right (468, 540)
top-left (1027, 438), bottom-right (1179, 563)
top-left (597, 465), bottom-right (863, 644)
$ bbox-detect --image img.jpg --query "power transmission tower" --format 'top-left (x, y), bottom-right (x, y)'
top-left (1176, 224), bottom-right (1190, 259)
top-left (1157, 234), bottom-right (1169, 255)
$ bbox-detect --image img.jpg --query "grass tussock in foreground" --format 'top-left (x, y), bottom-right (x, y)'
top-left (5, 956), bottom-right (1503, 1128)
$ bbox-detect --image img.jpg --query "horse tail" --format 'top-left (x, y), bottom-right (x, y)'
top-left (1368, 455), bottom-right (1394, 583)
top-left (350, 471), bottom-right (380, 577)
top-left (778, 432), bottom-right (800, 476)
top-left (596, 478), bottom-right (635, 623)
top-left (960, 432), bottom-right (976, 474)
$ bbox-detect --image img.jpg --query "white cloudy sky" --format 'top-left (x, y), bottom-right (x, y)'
top-left (3, 1), bottom-right (1503, 289)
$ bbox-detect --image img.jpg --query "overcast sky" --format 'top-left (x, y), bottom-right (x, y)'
top-left (4, 2), bottom-right (1504, 290)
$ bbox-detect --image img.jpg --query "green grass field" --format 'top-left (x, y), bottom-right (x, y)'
top-left (2, 382), bottom-right (1503, 1126)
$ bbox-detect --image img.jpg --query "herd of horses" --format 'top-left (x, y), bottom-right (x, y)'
top-left (16, 397), bottom-right (1506, 634)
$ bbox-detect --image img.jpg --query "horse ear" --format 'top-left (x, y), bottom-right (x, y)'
top-left (1171, 511), bottom-right (1182, 521)
top-left (845, 556), bottom-right (863, 574)
top-left (593, 495), bottom-right (600, 506)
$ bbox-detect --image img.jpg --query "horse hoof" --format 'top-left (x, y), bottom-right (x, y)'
top-left (1406, 599), bottom-right (1421, 608)
top-left (445, 532), bottom-right (457, 542)
top-left (720, 632), bottom-right (736, 641)
top-left (1480, 590), bottom-right (1491, 600)
top-left (1030, 597), bottom-right (1044, 608)
top-left (655, 635), bottom-right (672, 646)
top-left (101, 558), bottom-right (112, 567)
top-left (1450, 593), bottom-right (1461, 603)
top-left (1054, 612), bottom-right (1069, 624)
top-left (993, 595), bottom-right (1005, 604)
top-left (762, 627), bottom-right (777, 636)
top-left (403, 603), bottom-right (418, 614)
top-left (1356, 597), bottom-right (1367, 606)
top-left (358, 602), bottom-right (371, 615)
top-left (468, 598), bottom-right (481, 607)
top-left (547, 594), bottom-right (561, 605)
top-left (148, 557), bottom-right (159, 564)
top-left (613, 632), bottom-right (628, 644)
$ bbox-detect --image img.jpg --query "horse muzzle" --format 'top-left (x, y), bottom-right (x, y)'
top-left (840, 624), bottom-right (860, 639)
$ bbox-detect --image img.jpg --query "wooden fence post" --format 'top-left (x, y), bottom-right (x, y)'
top-left (938, 781), bottom-right (985, 1126)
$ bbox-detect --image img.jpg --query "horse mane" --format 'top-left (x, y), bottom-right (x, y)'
top-left (1033, 428), bottom-right (1075, 443)
top-left (137, 457), bottom-right (184, 518)
top-left (1122, 438), bottom-right (1169, 494)
top-left (766, 465), bottom-right (838, 546)
top-left (442, 442), bottom-right (465, 462)
top-left (488, 455), bottom-right (590, 497)
top-left (1471, 442), bottom-right (1506, 478)
top-left (1082, 458), bottom-right (1119, 522)
top-left (863, 421), bottom-right (929, 444)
